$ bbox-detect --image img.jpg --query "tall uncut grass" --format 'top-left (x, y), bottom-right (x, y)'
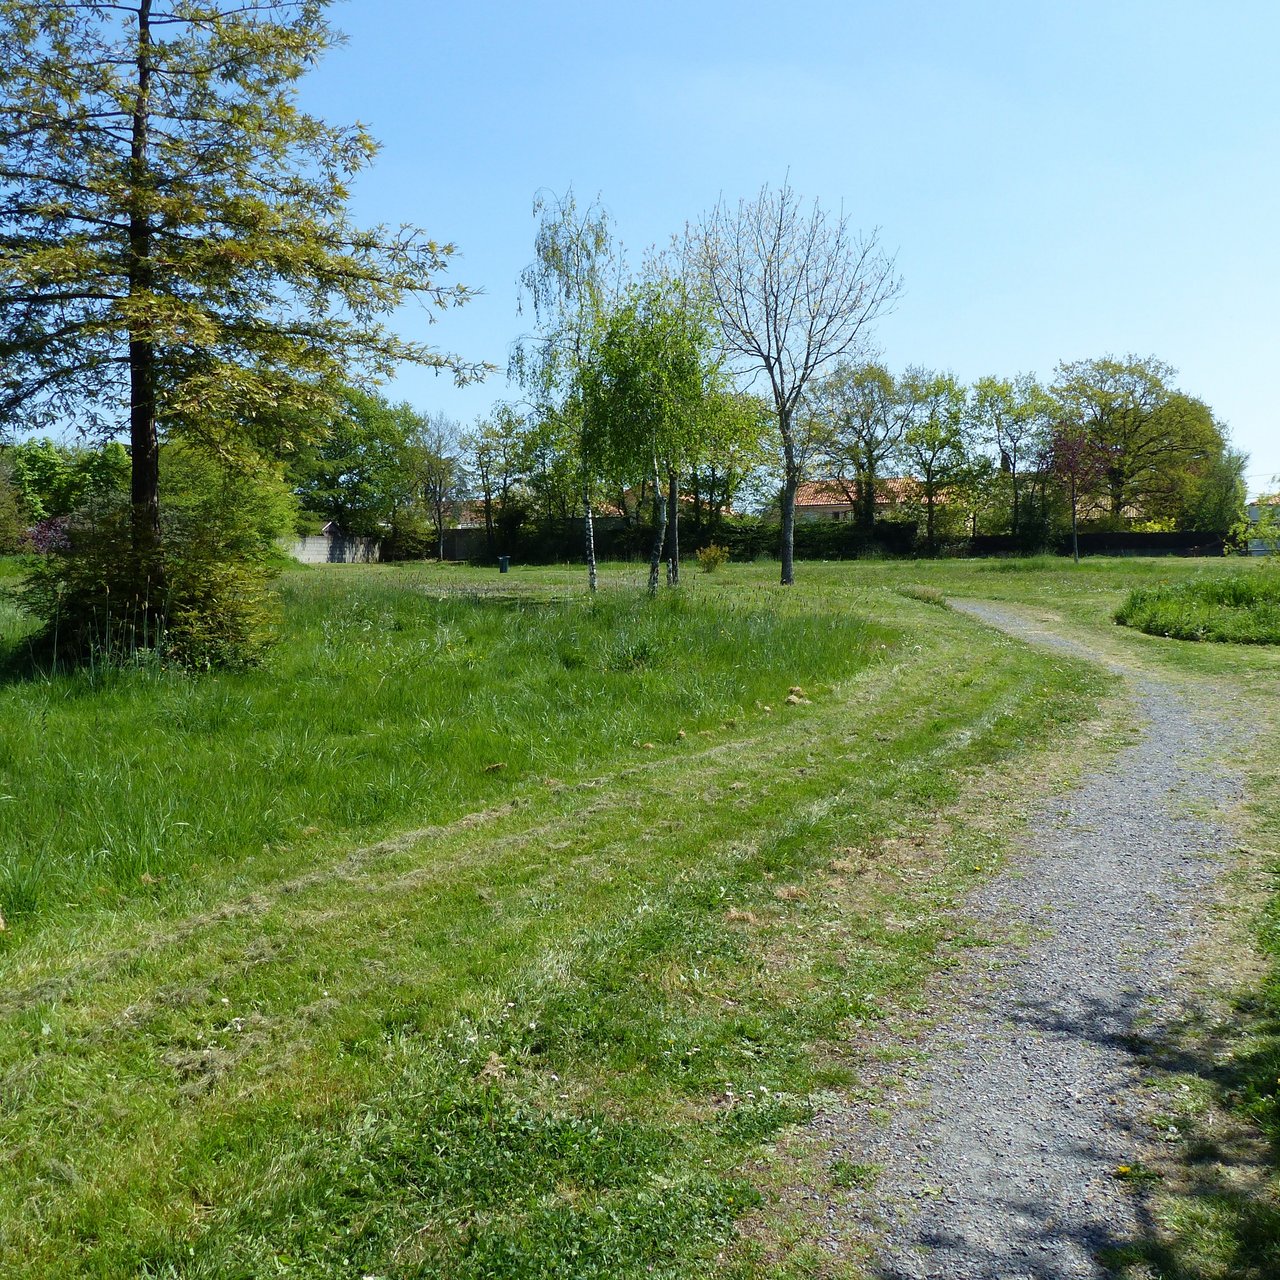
top-left (1116, 570), bottom-right (1280, 644)
top-left (0, 565), bottom-right (890, 931)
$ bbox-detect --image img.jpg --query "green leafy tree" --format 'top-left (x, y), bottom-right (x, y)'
top-left (969, 373), bottom-right (1051, 540)
top-left (462, 406), bottom-right (527, 559)
top-left (7, 440), bottom-right (79, 521)
top-left (686, 391), bottom-right (771, 537)
top-left (811, 360), bottom-right (912, 531)
top-left (585, 276), bottom-right (725, 591)
top-left (1182, 448), bottom-right (1247, 535)
top-left (692, 179), bottom-right (900, 584)
top-left (410, 412), bottom-right (464, 561)
top-left (0, 0), bottom-right (479, 661)
top-left (511, 188), bottom-right (620, 592)
top-left (518, 404), bottom-right (584, 527)
top-left (1050, 356), bottom-right (1228, 526)
top-left (290, 389), bottom-right (419, 536)
top-left (6, 439), bottom-right (129, 521)
top-left (900, 370), bottom-right (970, 554)
top-left (0, 457), bottom-right (22, 552)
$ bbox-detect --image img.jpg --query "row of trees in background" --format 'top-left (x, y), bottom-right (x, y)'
top-left (808, 354), bottom-right (1244, 553)
top-left (2, 337), bottom-right (1246, 577)
top-left (292, 355), bottom-right (1240, 570)
top-left (5, 343), bottom-right (1239, 575)
top-left (0, 0), bottom-right (1253, 663)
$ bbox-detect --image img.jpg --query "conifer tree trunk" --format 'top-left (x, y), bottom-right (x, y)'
top-left (129, 0), bottom-right (163, 591)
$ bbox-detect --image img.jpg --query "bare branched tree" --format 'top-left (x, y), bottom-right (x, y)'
top-left (692, 180), bottom-right (901, 583)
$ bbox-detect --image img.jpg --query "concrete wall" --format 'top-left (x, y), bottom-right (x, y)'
top-left (285, 535), bottom-right (381, 564)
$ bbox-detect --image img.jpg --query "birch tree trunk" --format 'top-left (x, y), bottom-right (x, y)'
top-left (667, 470), bottom-right (680, 585)
top-left (648, 462), bottom-right (668, 595)
top-left (583, 480), bottom-right (598, 593)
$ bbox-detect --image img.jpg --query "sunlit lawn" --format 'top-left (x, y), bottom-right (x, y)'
top-left (0, 553), bottom-right (1275, 1277)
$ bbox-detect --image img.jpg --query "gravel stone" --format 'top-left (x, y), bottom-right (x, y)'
top-left (819, 600), bottom-right (1243, 1279)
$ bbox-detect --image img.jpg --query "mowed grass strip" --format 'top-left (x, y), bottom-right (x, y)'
top-left (0, 563), bottom-right (1108, 1277)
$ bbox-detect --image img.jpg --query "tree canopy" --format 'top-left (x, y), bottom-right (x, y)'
top-left (0, 0), bottom-right (479, 659)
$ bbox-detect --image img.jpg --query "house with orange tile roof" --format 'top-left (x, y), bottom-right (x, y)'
top-left (794, 477), bottom-right (924, 521)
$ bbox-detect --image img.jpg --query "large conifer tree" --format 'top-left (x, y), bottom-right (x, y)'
top-left (0, 1), bottom-right (478, 652)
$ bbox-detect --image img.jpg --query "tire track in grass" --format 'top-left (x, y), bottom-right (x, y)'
top-left (0, 606), bottom-right (1103, 1276)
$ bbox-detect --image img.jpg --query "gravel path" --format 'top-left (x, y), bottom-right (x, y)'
top-left (821, 600), bottom-right (1243, 1279)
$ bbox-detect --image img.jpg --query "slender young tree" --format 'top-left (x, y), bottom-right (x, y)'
top-left (692, 180), bottom-right (900, 584)
top-left (584, 277), bottom-right (721, 594)
top-left (1049, 422), bottom-right (1112, 562)
top-left (411, 411), bottom-right (463, 561)
top-left (969, 374), bottom-right (1051, 540)
top-left (0, 1), bottom-right (480, 656)
top-left (462, 405), bottom-right (525, 560)
top-left (510, 189), bottom-right (620, 592)
top-left (900, 370), bottom-right (970, 554)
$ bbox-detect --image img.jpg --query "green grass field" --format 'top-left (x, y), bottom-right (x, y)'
top-left (0, 554), bottom-right (1277, 1277)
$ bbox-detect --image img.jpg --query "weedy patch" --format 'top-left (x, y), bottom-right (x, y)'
top-left (895, 583), bottom-right (949, 608)
top-left (829, 1159), bottom-right (882, 1189)
top-left (1115, 572), bottom-right (1280, 645)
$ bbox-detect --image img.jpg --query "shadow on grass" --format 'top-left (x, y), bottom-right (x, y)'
top-left (1110, 980), bottom-right (1280, 1280)
top-left (0, 629), bottom-right (65, 686)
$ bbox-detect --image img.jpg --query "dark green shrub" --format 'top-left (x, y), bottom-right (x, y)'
top-left (382, 509), bottom-right (434, 561)
top-left (17, 446), bottom-right (293, 669)
top-left (0, 460), bottom-right (23, 553)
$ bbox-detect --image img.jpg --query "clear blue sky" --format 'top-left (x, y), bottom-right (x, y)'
top-left (301, 0), bottom-right (1279, 496)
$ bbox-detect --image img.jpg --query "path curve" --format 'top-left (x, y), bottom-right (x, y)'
top-left (827, 600), bottom-right (1243, 1279)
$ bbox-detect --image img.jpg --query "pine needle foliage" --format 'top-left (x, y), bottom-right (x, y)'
top-left (0, 0), bottom-right (482, 664)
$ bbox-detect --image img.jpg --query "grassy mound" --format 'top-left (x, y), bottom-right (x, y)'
top-left (1115, 571), bottom-right (1280, 644)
